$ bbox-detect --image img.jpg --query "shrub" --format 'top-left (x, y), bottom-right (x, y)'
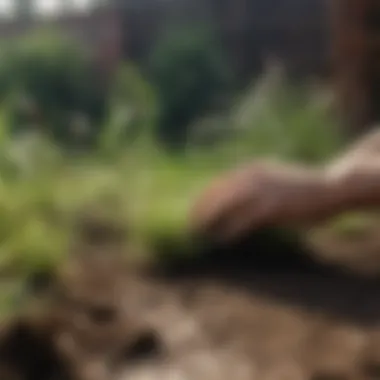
top-left (0, 31), bottom-right (106, 147)
top-left (148, 24), bottom-right (233, 148)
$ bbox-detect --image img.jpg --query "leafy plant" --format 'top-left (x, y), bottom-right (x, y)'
top-left (148, 24), bottom-right (233, 148)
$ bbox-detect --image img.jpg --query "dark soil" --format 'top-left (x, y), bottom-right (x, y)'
top-left (115, 228), bottom-right (380, 380)
top-left (8, 227), bottom-right (380, 380)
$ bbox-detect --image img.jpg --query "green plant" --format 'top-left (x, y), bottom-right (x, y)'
top-left (0, 63), bottom-right (347, 314)
top-left (148, 24), bottom-right (233, 148)
top-left (100, 64), bottom-right (158, 158)
top-left (218, 66), bottom-right (343, 164)
top-left (0, 31), bottom-right (106, 146)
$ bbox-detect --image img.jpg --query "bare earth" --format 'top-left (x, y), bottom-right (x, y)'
top-left (115, 229), bottom-right (380, 380)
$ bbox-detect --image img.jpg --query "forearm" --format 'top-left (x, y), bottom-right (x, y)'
top-left (324, 160), bottom-right (380, 211)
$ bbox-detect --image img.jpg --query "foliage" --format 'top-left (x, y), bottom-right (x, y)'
top-left (148, 24), bottom-right (233, 148)
top-left (0, 66), bottom-right (345, 285)
top-left (211, 66), bottom-right (343, 165)
top-left (100, 64), bottom-right (159, 158)
top-left (0, 31), bottom-right (161, 153)
top-left (0, 31), bottom-right (106, 147)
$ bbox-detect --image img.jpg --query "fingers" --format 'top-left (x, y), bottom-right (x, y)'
top-left (189, 161), bottom-right (330, 243)
top-left (189, 170), bottom-right (269, 242)
top-left (217, 197), bottom-right (277, 242)
top-left (189, 175), bottom-right (250, 237)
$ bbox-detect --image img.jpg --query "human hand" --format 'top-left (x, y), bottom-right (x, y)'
top-left (189, 160), bottom-right (337, 242)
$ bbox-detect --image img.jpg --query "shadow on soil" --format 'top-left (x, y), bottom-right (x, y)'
top-left (153, 229), bottom-right (380, 326)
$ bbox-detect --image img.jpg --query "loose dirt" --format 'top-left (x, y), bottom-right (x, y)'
top-left (113, 229), bottom-right (380, 380)
top-left (4, 227), bottom-right (380, 380)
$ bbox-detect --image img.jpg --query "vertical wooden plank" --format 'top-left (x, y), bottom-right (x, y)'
top-left (331, 0), bottom-right (380, 134)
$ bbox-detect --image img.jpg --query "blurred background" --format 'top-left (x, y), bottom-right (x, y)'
top-left (0, 0), bottom-right (375, 312)
top-left (4, 2), bottom-right (380, 380)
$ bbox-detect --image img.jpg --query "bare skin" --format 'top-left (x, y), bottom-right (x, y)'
top-left (189, 127), bottom-right (380, 242)
top-left (189, 160), bottom-right (344, 241)
top-left (326, 127), bottom-right (380, 208)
